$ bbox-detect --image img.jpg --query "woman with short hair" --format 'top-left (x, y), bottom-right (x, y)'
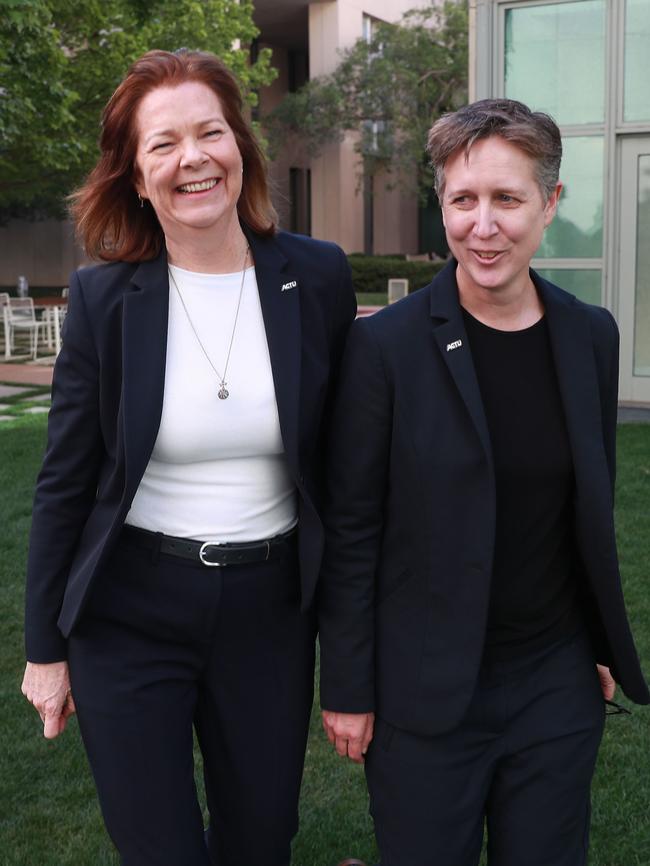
top-left (319, 98), bottom-right (648, 866)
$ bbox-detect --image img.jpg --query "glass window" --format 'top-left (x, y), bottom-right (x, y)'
top-left (362, 13), bottom-right (373, 43)
top-left (624, 0), bottom-right (650, 123)
top-left (533, 268), bottom-right (602, 305)
top-left (634, 155), bottom-right (650, 376)
top-left (505, 1), bottom-right (605, 125)
top-left (537, 136), bottom-right (604, 258)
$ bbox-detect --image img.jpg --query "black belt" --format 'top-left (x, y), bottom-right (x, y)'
top-left (122, 524), bottom-right (296, 567)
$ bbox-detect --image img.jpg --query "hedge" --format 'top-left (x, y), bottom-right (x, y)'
top-left (347, 255), bottom-right (445, 295)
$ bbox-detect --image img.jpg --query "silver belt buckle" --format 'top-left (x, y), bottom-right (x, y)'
top-left (199, 541), bottom-right (225, 567)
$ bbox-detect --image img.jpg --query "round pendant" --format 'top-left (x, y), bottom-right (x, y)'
top-left (218, 386), bottom-right (229, 400)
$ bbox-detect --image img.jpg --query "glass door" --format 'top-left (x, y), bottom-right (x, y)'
top-left (618, 137), bottom-right (650, 404)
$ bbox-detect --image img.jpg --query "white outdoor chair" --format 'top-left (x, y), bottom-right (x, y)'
top-left (59, 288), bottom-right (69, 334)
top-left (40, 290), bottom-right (68, 355)
top-left (0, 293), bottom-right (10, 358)
top-left (8, 297), bottom-right (41, 360)
top-left (52, 288), bottom-right (69, 353)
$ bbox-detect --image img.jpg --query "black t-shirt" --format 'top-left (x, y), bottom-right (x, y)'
top-left (462, 308), bottom-right (579, 654)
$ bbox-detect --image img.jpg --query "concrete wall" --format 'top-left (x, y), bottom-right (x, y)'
top-left (259, 42), bottom-right (312, 232)
top-left (0, 218), bottom-right (86, 288)
top-left (373, 169), bottom-right (418, 256)
top-left (260, 43), bottom-right (292, 227)
top-left (307, 0), bottom-right (417, 252)
top-left (468, 0), bottom-right (491, 103)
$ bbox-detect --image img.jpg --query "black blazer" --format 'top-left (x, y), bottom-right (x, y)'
top-left (25, 228), bottom-right (356, 663)
top-left (319, 260), bottom-right (649, 737)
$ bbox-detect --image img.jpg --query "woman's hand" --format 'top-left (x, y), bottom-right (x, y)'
top-left (597, 664), bottom-right (616, 701)
top-left (322, 710), bottom-right (375, 764)
top-left (21, 661), bottom-right (76, 739)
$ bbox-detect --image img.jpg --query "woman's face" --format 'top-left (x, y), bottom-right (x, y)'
top-left (134, 81), bottom-right (243, 243)
top-left (441, 135), bottom-right (561, 301)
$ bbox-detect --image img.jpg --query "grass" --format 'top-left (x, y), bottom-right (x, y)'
top-left (356, 292), bottom-right (388, 307)
top-left (0, 382), bottom-right (51, 423)
top-left (1, 417), bottom-right (648, 865)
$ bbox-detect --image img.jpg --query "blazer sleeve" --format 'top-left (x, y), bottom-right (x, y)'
top-left (576, 305), bottom-right (620, 669)
top-left (318, 316), bottom-right (392, 713)
top-left (318, 246), bottom-right (358, 448)
top-left (595, 307), bottom-right (619, 501)
top-left (331, 245), bottom-right (358, 366)
top-left (25, 270), bottom-right (104, 662)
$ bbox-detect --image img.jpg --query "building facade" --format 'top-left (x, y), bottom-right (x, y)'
top-left (470, 0), bottom-right (650, 404)
top-left (254, 0), bottom-right (420, 255)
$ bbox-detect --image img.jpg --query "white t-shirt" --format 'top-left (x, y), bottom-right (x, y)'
top-left (126, 264), bottom-right (297, 541)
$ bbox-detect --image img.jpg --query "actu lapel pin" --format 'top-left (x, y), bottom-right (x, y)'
top-left (281, 280), bottom-right (297, 292)
top-left (446, 339), bottom-right (462, 352)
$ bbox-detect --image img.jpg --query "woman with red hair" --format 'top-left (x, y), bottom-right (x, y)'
top-left (21, 49), bottom-right (355, 866)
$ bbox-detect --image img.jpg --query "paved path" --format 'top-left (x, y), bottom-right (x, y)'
top-left (0, 362), bottom-right (53, 387)
top-left (0, 363), bottom-right (53, 424)
top-left (357, 305), bottom-right (381, 319)
top-left (618, 404), bottom-right (650, 423)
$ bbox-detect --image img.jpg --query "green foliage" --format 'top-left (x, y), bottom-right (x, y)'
top-left (348, 253), bottom-right (444, 295)
top-left (266, 1), bottom-right (468, 198)
top-left (0, 0), bottom-right (276, 220)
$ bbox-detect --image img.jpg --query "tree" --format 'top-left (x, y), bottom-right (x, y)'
top-left (265, 1), bottom-right (468, 202)
top-left (0, 0), bottom-right (276, 220)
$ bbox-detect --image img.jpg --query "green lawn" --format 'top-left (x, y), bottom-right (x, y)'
top-left (356, 292), bottom-right (388, 307)
top-left (1, 417), bottom-right (648, 865)
top-left (0, 383), bottom-right (51, 422)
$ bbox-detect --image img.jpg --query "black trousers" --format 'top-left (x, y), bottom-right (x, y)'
top-left (365, 628), bottom-right (605, 866)
top-left (67, 529), bottom-right (315, 866)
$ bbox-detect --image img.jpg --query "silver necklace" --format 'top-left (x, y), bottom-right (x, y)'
top-left (168, 244), bottom-right (249, 400)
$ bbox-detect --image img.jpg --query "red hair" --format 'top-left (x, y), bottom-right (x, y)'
top-left (70, 49), bottom-right (277, 262)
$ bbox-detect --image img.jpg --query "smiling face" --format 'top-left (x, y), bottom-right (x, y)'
top-left (134, 81), bottom-right (243, 246)
top-left (441, 135), bottom-right (561, 303)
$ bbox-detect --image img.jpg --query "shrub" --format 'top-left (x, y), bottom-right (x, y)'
top-left (348, 255), bottom-right (445, 295)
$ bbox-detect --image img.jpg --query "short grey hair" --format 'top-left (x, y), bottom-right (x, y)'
top-left (427, 98), bottom-right (562, 203)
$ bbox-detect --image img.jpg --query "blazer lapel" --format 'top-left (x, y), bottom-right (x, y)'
top-left (122, 250), bottom-right (169, 498)
top-left (245, 228), bottom-right (302, 480)
top-left (429, 261), bottom-right (493, 462)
